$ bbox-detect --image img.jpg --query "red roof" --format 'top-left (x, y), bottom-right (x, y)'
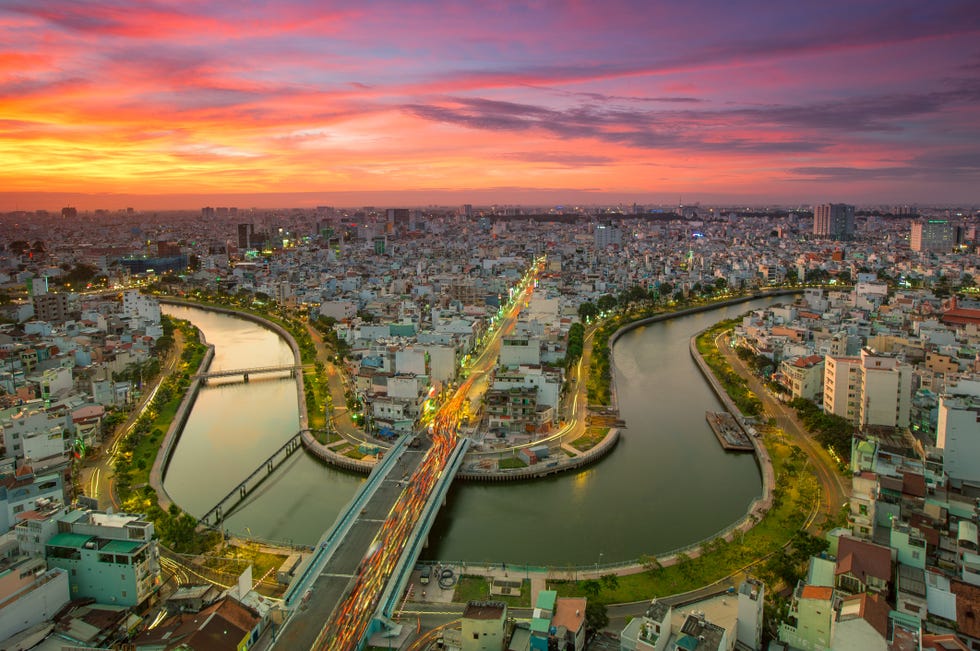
top-left (836, 536), bottom-right (892, 585)
top-left (942, 308), bottom-right (980, 326)
top-left (839, 592), bottom-right (889, 639)
top-left (951, 579), bottom-right (980, 640)
top-left (800, 585), bottom-right (834, 601)
top-left (902, 472), bottom-right (927, 498)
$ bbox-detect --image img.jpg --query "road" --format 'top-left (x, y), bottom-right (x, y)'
top-left (717, 333), bottom-right (850, 530)
top-left (281, 262), bottom-right (542, 650)
top-left (77, 328), bottom-right (185, 509)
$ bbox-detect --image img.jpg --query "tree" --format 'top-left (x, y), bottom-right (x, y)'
top-left (578, 301), bottom-right (598, 322)
top-left (600, 573), bottom-right (619, 593)
top-left (639, 554), bottom-right (662, 572)
top-left (585, 601), bottom-right (609, 632)
top-left (581, 579), bottom-right (602, 600)
top-left (596, 294), bottom-right (617, 312)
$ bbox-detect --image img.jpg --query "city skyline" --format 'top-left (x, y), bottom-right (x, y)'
top-left (2, 1), bottom-right (979, 210)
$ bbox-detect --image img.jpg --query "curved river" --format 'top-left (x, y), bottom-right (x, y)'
top-left (163, 297), bottom-right (779, 564)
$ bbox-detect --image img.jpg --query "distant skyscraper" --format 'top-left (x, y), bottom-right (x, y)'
top-left (61, 206), bottom-right (77, 218)
top-left (910, 218), bottom-right (956, 252)
top-left (813, 203), bottom-right (855, 240)
top-left (237, 223), bottom-right (253, 249)
top-left (594, 222), bottom-right (622, 249)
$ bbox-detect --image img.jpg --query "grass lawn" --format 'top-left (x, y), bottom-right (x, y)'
top-left (550, 427), bottom-right (818, 603)
top-left (498, 457), bottom-right (528, 469)
top-left (312, 429), bottom-right (342, 445)
top-left (571, 427), bottom-right (609, 452)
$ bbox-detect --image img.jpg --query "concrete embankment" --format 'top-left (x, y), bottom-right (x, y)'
top-left (149, 331), bottom-right (214, 512)
top-left (299, 430), bottom-right (375, 474)
top-left (688, 330), bottom-right (775, 542)
top-left (457, 428), bottom-right (619, 481)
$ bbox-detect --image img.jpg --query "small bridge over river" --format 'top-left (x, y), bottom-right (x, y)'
top-left (195, 364), bottom-right (306, 384)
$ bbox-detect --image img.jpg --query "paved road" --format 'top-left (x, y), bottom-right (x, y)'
top-left (77, 328), bottom-right (185, 509)
top-left (717, 333), bottom-right (850, 530)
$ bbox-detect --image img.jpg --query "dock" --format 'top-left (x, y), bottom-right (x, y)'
top-left (705, 411), bottom-right (754, 452)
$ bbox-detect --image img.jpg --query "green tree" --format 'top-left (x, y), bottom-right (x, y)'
top-left (639, 554), bottom-right (662, 572)
top-left (585, 601), bottom-right (609, 632)
top-left (596, 294), bottom-right (617, 312)
top-left (600, 573), bottom-right (619, 593)
top-left (581, 579), bottom-right (602, 600)
top-left (578, 301), bottom-right (599, 322)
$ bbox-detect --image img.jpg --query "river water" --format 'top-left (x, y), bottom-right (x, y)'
top-left (162, 297), bottom-right (778, 563)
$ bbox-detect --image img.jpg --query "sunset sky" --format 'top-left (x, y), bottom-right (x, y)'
top-left (2, 1), bottom-right (979, 210)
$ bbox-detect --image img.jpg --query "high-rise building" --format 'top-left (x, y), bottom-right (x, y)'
top-left (911, 218), bottom-right (956, 252)
top-left (32, 292), bottom-right (70, 323)
top-left (936, 382), bottom-right (980, 487)
top-left (813, 203), bottom-right (855, 240)
top-left (594, 222), bottom-right (622, 249)
top-left (237, 223), bottom-right (253, 250)
top-left (61, 206), bottom-right (77, 218)
top-left (824, 348), bottom-right (912, 428)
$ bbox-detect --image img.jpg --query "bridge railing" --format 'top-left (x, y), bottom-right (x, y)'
top-left (284, 433), bottom-right (412, 607)
top-left (379, 437), bottom-right (471, 617)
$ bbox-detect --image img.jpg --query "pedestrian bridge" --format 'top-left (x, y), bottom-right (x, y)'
top-left (194, 364), bottom-right (305, 383)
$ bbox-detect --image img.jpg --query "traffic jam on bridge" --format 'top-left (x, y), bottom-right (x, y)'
top-left (312, 263), bottom-right (540, 650)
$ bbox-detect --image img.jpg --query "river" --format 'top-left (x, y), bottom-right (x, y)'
top-left (163, 296), bottom-right (779, 563)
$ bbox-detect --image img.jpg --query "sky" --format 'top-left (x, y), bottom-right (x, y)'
top-left (2, 0), bottom-right (979, 210)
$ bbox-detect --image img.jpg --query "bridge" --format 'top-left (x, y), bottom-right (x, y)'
top-left (270, 258), bottom-right (542, 650)
top-left (198, 432), bottom-right (304, 528)
top-left (195, 364), bottom-right (305, 383)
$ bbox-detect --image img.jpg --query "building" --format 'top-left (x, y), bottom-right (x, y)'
top-left (813, 203), bottom-right (855, 241)
top-left (552, 597), bottom-right (587, 651)
top-left (461, 600), bottom-right (507, 651)
top-left (911, 218), bottom-right (956, 252)
top-left (736, 578), bottom-right (765, 650)
top-left (779, 584), bottom-right (835, 650)
top-left (936, 389), bottom-right (980, 487)
top-left (621, 599), bottom-right (672, 651)
top-left (0, 555), bottom-right (70, 643)
top-left (832, 592), bottom-right (889, 650)
top-left (130, 595), bottom-right (264, 651)
top-left (779, 355), bottom-right (825, 401)
top-left (237, 223), bottom-right (254, 250)
top-left (122, 290), bottom-right (162, 324)
top-left (500, 335), bottom-right (541, 366)
top-left (673, 612), bottom-right (727, 650)
top-left (0, 465), bottom-right (64, 534)
top-left (31, 292), bottom-right (71, 323)
top-left (44, 510), bottom-right (160, 607)
top-left (823, 349), bottom-right (912, 428)
top-left (485, 386), bottom-right (539, 434)
top-left (1, 406), bottom-right (72, 468)
top-left (595, 223), bottom-right (623, 249)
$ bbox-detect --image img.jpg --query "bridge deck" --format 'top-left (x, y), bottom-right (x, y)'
top-left (273, 446), bottom-right (428, 650)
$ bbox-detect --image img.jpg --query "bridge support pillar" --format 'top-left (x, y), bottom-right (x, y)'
top-left (243, 373), bottom-right (249, 383)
